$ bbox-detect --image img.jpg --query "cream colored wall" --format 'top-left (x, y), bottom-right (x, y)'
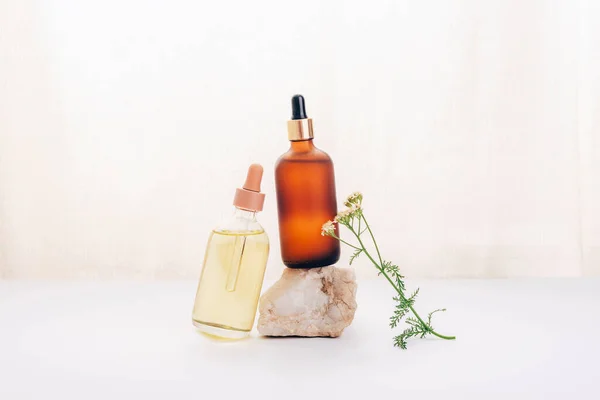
top-left (1, 0), bottom-right (599, 279)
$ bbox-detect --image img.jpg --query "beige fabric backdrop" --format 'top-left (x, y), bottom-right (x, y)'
top-left (1, 0), bottom-right (599, 279)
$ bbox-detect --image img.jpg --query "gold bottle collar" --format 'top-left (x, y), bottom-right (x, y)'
top-left (287, 118), bottom-right (314, 141)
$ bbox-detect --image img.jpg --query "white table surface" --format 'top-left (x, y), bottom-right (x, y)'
top-left (1, 278), bottom-right (599, 399)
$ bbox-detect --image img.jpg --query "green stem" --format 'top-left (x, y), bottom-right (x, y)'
top-left (361, 215), bottom-right (383, 266)
top-left (430, 331), bottom-right (456, 340)
top-left (346, 223), bottom-right (455, 342)
top-left (331, 234), bottom-right (361, 251)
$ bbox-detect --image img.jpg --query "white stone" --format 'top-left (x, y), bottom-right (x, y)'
top-left (257, 266), bottom-right (357, 338)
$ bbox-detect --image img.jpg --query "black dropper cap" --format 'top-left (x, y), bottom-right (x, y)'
top-left (291, 94), bottom-right (308, 120)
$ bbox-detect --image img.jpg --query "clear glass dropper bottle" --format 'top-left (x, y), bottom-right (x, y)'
top-left (192, 164), bottom-right (269, 339)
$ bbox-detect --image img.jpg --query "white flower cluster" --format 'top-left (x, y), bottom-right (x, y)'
top-left (322, 192), bottom-right (364, 236)
top-left (344, 192), bottom-right (363, 207)
top-left (321, 220), bottom-right (336, 236)
top-left (334, 203), bottom-right (362, 225)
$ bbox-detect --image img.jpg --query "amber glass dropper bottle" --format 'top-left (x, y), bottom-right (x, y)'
top-left (274, 95), bottom-right (340, 268)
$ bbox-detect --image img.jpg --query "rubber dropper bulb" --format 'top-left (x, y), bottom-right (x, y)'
top-left (243, 164), bottom-right (263, 192)
top-left (291, 95), bottom-right (308, 120)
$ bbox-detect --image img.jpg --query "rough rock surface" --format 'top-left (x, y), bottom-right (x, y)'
top-left (257, 266), bottom-right (357, 337)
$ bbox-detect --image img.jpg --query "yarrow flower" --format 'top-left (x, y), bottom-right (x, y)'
top-left (334, 208), bottom-right (352, 224)
top-left (321, 220), bottom-right (336, 236)
top-left (344, 192), bottom-right (363, 207)
top-left (334, 203), bottom-right (362, 224)
top-left (350, 202), bottom-right (362, 216)
top-left (321, 191), bottom-right (455, 349)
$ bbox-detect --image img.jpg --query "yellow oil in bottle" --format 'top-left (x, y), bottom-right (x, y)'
top-left (192, 229), bottom-right (269, 339)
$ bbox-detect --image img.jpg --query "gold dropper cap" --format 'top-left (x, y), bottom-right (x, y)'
top-left (287, 94), bottom-right (314, 141)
